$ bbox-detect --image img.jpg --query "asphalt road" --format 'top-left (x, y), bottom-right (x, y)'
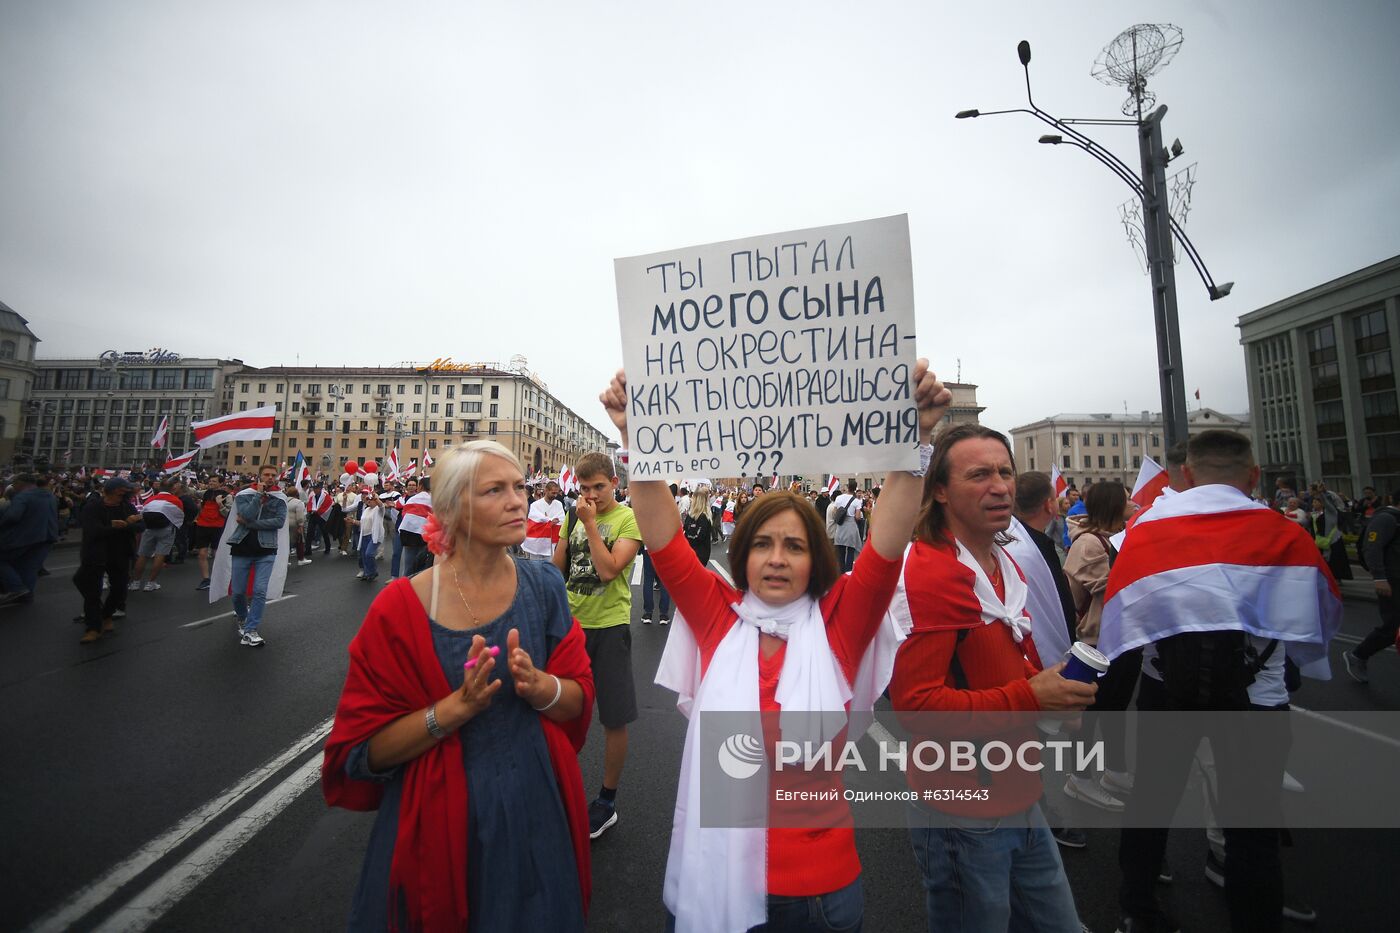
top-left (2, 542), bottom-right (1396, 932)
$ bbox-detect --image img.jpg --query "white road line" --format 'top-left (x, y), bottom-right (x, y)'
top-left (1288, 704), bottom-right (1400, 751)
top-left (708, 559), bottom-right (734, 586)
top-left (179, 595), bottom-right (298, 629)
top-left (45, 562), bottom-right (80, 572)
top-left (92, 755), bottom-right (324, 933)
top-left (631, 560), bottom-right (643, 587)
top-left (24, 715), bottom-right (333, 933)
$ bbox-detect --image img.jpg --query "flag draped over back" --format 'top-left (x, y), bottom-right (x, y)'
top-left (141, 492), bottom-right (186, 528)
top-left (398, 491), bottom-right (433, 536)
top-left (1099, 484), bottom-right (1342, 677)
top-left (192, 406), bottom-right (276, 448)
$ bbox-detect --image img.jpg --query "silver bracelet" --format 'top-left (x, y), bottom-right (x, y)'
top-left (908, 443), bottom-right (935, 478)
top-left (425, 704), bottom-right (447, 739)
top-left (532, 674), bottom-right (563, 712)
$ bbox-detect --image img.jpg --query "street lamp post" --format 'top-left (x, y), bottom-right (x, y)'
top-left (956, 35), bottom-right (1232, 450)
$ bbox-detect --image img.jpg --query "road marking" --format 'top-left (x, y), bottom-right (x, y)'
top-left (24, 715), bottom-right (333, 933)
top-left (179, 595), bottom-right (298, 629)
top-left (708, 559), bottom-right (734, 586)
top-left (631, 560), bottom-right (643, 587)
top-left (45, 562), bottom-right (80, 572)
top-left (1289, 704), bottom-right (1400, 751)
top-left (92, 755), bottom-right (324, 933)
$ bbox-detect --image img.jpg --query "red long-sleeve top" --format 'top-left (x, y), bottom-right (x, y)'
top-left (888, 539), bottom-right (1045, 818)
top-left (650, 531), bottom-right (902, 896)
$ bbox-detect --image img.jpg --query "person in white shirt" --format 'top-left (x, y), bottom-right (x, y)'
top-left (523, 480), bottom-right (566, 561)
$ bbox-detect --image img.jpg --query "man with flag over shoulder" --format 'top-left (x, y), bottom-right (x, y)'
top-left (1098, 430), bottom-right (1341, 933)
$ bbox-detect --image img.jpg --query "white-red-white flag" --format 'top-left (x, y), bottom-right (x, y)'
top-left (150, 415), bottom-right (169, 450)
top-left (163, 449), bottom-right (198, 474)
top-left (191, 406), bottom-right (275, 448)
top-left (398, 491), bottom-right (433, 535)
top-left (825, 475), bottom-right (840, 496)
top-left (386, 448), bottom-right (400, 482)
top-left (559, 465), bottom-right (575, 493)
top-left (140, 491), bottom-right (186, 528)
top-left (1099, 485), bottom-right (1342, 678)
top-left (422, 451), bottom-right (434, 468)
top-left (1130, 456), bottom-right (1170, 508)
top-left (1050, 463), bottom-right (1068, 498)
top-left (402, 459), bottom-right (418, 480)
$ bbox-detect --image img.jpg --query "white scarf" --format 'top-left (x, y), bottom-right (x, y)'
top-left (656, 589), bottom-right (904, 933)
top-left (886, 540), bottom-right (1034, 646)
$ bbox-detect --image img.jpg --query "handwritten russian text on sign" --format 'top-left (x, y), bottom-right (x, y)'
top-left (615, 214), bottom-right (920, 480)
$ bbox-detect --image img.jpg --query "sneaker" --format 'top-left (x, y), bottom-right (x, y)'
top-left (1204, 849), bottom-right (1225, 888)
top-left (588, 798), bottom-right (618, 839)
top-left (298, 559), bottom-right (313, 566)
top-left (1283, 898), bottom-right (1317, 924)
top-left (355, 572), bottom-right (366, 580)
top-left (641, 614), bottom-right (653, 624)
top-left (1102, 769), bottom-right (1135, 796)
top-left (1157, 858), bottom-right (1173, 884)
top-left (659, 616), bottom-right (671, 626)
top-left (1064, 775), bottom-right (1125, 812)
top-left (143, 581), bottom-right (161, 592)
top-left (340, 549), bottom-right (348, 556)
top-left (1343, 650), bottom-right (1369, 683)
top-left (111, 609), bottom-right (126, 619)
top-left (1052, 826), bottom-right (1088, 849)
top-left (196, 578), bottom-right (211, 591)
top-left (128, 581), bottom-right (143, 591)
top-left (241, 630), bottom-right (265, 647)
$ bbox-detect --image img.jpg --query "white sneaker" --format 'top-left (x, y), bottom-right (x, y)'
top-left (1102, 769), bottom-right (1134, 796)
top-left (128, 581), bottom-right (143, 591)
top-left (1064, 774), bottom-right (1125, 812)
top-left (241, 630), bottom-right (265, 647)
top-left (355, 572), bottom-right (366, 579)
top-left (1343, 650), bottom-right (1369, 683)
top-left (340, 550), bottom-right (348, 556)
top-left (297, 559), bottom-right (313, 566)
top-left (143, 581), bottom-right (161, 592)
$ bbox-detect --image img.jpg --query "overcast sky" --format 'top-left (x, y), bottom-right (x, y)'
top-left (4, 0), bottom-right (1398, 439)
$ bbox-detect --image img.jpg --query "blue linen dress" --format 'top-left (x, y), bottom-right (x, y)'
top-left (344, 559), bottom-right (584, 932)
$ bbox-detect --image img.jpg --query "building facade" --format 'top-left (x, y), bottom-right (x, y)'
top-left (217, 360), bottom-right (610, 476)
top-left (1009, 408), bottom-right (1251, 489)
top-left (0, 301), bottom-right (41, 466)
top-left (1237, 254), bottom-right (1400, 497)
top-left (23, 352), bottom-right (243, 469)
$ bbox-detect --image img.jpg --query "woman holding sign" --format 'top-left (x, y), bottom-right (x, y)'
top-left (601, 361), bottom-right (949, 933)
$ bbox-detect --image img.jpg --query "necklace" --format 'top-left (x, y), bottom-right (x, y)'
top-left (987, 557), bottom-right (1003, 589)
top-left (449, 562), bottom-right (480, 627)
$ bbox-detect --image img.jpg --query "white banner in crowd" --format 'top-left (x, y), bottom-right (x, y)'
top-left (615, 214), bottom-right (921, 481)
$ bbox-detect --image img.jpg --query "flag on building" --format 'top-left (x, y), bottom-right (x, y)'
top-left (825, 475), bottom-right (840, 496)
top-left (163, 449), bottom-right (198, 475)
top-left (140, 491), bottom-right (187, 528)
top-left (151, 415), bottom-right (169, 450)
top-left (191, 406), bottom-right (276, 448)
top-left (1050, 463), bottom-right (1068, 498)
top-left (1130, 456), bottom-right (1170, 509)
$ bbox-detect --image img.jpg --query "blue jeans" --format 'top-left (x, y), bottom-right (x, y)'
top-left (401, 544), bottom-right (426, 577)
top-left (360, 539), bottom-right (379, 579)
top-left (665, 876), bottom-right (863, 932)
top-left (230, 553), bottom-right (278, 633)
top-left (390, 531), bottom-right (404, 576)
top-left (642, 550), bottom-right (670, 618)
top-left (907, 803), bottom-right (1080, 933)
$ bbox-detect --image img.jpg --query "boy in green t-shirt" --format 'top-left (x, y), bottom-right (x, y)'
top-left (552, 452), bottom-right (642, 839)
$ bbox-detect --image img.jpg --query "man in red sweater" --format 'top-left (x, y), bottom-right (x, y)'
top-left (890, 424), bottom-right (1098, 932)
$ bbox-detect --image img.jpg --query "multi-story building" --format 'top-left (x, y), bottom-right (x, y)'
top-left (0, 300), bottom-right (41, 466)
top-left (1237, 254), bottom-right (1400, 496)
top-left (24, 352), bottom-right (244, 469)
top-left (1009, 408), bottom-right (1251, 489)
top-left (216, 359), bottom-right (610, 476)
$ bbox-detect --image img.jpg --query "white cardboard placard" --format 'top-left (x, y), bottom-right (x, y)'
top-left (614, 214), bottom-right (920, 481)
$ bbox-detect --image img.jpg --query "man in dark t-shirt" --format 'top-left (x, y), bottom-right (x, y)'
top-left (73, 478), bottom-right (143, 642)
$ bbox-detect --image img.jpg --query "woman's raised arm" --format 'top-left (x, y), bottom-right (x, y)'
top-left (600, 370), bottom-right (681, 550)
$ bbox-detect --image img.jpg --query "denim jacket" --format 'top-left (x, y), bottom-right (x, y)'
top-left (225, 490), bottom-right (287, 551)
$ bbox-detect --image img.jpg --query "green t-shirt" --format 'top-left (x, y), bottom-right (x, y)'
top-left (564, 503), bottom-right (642, 629)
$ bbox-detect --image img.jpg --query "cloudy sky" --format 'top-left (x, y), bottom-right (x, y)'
top-left (3, 0), bottom-right (1398, 438)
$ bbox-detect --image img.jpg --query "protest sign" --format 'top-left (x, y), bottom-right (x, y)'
top-left (615, 214), bottom-right (920, 480)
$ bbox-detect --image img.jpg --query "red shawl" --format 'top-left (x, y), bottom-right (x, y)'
top-left (321, 578), bottom-right (594, 932)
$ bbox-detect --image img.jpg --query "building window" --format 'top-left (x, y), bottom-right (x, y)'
top-left (1062, 455), bottom-right (1071, 469)
top-left (1151, 434), bottom-right (1160, 447)
top-left (358, 438), bottom-right (367, 449)
top-left (1096, 433), bottom-right (1105, 447)
top-left (241, 382), bottom-right (250, 392)
top-left (1363, 392), bottom-right (1400, 433)
top-left (235, 455), bottom-right (245, 466)
top-left (414, 384), bottom-right (423, 395)
top-left (430, 403), bottom-right (440, 414)
top-left (489, 404), bottom-right (499, 417)
top-left (490, 385), bottom-right (500, 400)
top-left (1307, 323), bottom-right (1341, 402)
top-left (293, 383), bottom-right (301, 392)
top-left (0, 377), bottom-right (8, 400)
top-left (464, 402), bottom-right (481, 413)
top-left (251, 455), bottom-right (261, 465)
top-left (324, 438), bottom-right (332, 448)
top-left (1060, 433), bottom-right (1070, 448)
top-left (1130, 433), bottom-right (1140, 446)
top-left (240, 401), bottom-right (248, 411)
top-left (1027, 436), bottom-right (1035, 451)
top-left (466, 421), bottom-right (478, 434)
top-left (1112, 455), bottom-right (1121, 468)
top-left (447, 385), bottom-right (455, 398)
top-left (1133, 455), bottom-right (1141, 468)
top-left (1110, 433), bottom-right (1119, 446)
top-left (1098, 455), bottom-right (1106, 468)
top-left (489, 422), bottom-right (498, 435)
top-left (1082, 433), bottom-right (1091, 446)
top-left (62, 369), bottom-right (87, 390)
top-left (0, 340), bottom-right (14, 359)
top-left (1083, 455), bottom-right (1091, 469)
top-left (464, 384), bottom-right (482, 395)
top-left (431, 384), bottom-right (441, 395)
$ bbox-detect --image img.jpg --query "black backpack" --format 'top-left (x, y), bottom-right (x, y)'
top-left (833, 495), bottom-right (850, 526)
top-left (1156, 631), bottom-right (1281, 708)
